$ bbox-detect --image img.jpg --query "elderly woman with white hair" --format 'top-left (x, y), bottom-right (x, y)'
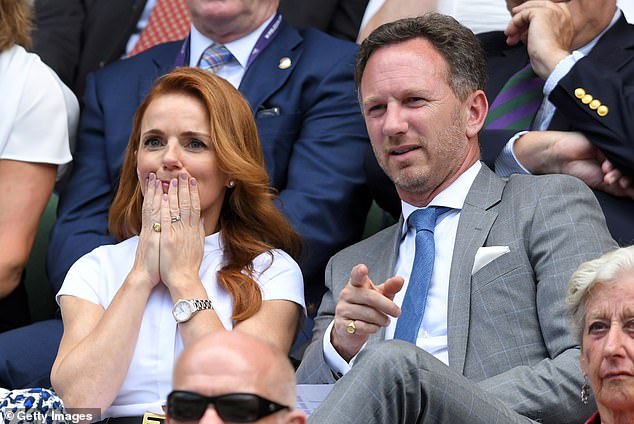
top-left (566, 245), bottom-right (634, 424)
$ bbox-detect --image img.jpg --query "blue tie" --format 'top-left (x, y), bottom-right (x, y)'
top-left (198, 44), bottom-right (234, 74)
top-left (394, 207), bottom-right (449, 344)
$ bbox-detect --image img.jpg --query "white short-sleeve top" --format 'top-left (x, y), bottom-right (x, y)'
top-left (0, 45), bottom-right (75, 172)
top-left (56, 232), bottom-right (305, 418)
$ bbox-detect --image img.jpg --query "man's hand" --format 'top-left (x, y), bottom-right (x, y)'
top-left (331, 264), bottom-right (404, 362)
top-left (514, 131), bottom-right (634, 198)
top-left (506, 0), bottom-right (575, 78)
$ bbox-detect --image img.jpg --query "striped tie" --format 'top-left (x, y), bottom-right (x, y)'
top-left (484, 65), bottom-right (544, 130)
top-left (129, 0), bottom-right (191, 56)
top-left (198, 44), bottom-right (234, 74)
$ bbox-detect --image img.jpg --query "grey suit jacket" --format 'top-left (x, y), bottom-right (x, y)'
top-left (297, 164), bottom-right (617, 423)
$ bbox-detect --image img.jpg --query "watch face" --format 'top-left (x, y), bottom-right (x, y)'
top-left (173, 300), bottom-right (193, 322)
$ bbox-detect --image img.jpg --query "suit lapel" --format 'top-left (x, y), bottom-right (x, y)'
top-left (238, 21), bottom-right (302, 111)
top-left (447, 165), bottom-right (504, 373)
top-left (587, 14), bottom-right (634, 73)
top-left (136, 41), bottom-right (182, 102)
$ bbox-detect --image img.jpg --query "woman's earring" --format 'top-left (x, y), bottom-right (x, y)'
top-left (228, 180), bottom-right (235, 188)
top-left (580, 375), bottom-right (590, 405)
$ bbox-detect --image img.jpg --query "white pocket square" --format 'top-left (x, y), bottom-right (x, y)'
top-left (472, 246), bottom-right (511, 274)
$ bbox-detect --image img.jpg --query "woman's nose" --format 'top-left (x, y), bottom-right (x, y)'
top-left (604, 324), bottom-right (627, 357)
top-left (162, 142), bottom-right (182, 169)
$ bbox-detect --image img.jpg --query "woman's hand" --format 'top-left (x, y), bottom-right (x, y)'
top-left (128, 173), bottom-right (162, 289)
top-left (160, 173), bottom-right (205, 294)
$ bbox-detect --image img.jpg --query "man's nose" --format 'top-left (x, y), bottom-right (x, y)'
top-left (382, 104), bottom-right (408, 136)
top-left (198, 406), bottom-right (224, 424)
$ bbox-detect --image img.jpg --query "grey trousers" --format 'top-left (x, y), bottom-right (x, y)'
top-left (308, 340), bottom-right (536, 424)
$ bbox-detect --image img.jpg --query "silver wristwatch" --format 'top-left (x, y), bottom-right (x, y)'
top-left (172, 299), bottom-right (214, 323)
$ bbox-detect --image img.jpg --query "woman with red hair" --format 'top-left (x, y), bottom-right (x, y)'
top-left (51, 67), bottom-right (304, 422)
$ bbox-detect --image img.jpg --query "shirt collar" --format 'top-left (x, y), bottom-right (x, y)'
top-left (188, 13), bottom-right (275, 68)
top-left (577, 8), bottom-right (621, 55)
top-left (400, 161), bottom-right (482, 236)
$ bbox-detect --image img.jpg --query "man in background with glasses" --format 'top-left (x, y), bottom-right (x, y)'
top-left (166, 331), bottom-right (306, 424)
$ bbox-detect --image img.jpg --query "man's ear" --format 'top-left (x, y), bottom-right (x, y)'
top-left (465, 89), bottom-right (488, 138)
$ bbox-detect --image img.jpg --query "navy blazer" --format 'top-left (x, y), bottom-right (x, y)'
top-left (48, 20), bottom-right (371, 305)
top-left (479, 13), bottom-right (634, 245)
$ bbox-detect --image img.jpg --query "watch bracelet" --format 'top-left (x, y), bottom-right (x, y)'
top-left (194, 299), bottom-right (214, 310)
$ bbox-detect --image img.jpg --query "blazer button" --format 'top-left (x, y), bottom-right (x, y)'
top-left (581, 94), bottom-right (593, 105)
top-left (589, 99), bottom-right (601, 110)
top-left (597, 105), bottom-right (609, 117)
top-left (574, 88), bottom-right (586, 99)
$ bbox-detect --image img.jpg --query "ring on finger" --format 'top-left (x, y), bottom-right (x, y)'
top-left (170, 215), bottom-right (181, 224)
top-left (345, 320), bottom-right (357, 335)
top-left (152, 222), bottom-right (161, 233)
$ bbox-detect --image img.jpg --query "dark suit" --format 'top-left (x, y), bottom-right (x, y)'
top-left (32, 0), bottom-right (367, 99)
top-left (479, 13), bottom-right (634, 246)
top-left (32, 0), bottom-right (146, 99)
top-left (279, 0), bottom-right (369, 41)
top-left (298, 165), bottom-right (617, 423)
top-left (364, 13), bottom-right (634, 245)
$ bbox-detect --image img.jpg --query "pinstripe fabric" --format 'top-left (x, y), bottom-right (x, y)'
top-left (298, 165), bottom-right (616, 423)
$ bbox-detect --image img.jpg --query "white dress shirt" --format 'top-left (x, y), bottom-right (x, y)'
top-left (188, 14), bottom-right (275, 89)
top-left (57, 232), bottom-right (305, 418)
top-left (360, 0), bottom-right (509, 35)
top-left (323, 162), bottom-right (482, 376)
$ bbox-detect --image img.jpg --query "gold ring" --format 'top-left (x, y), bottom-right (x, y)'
top-left (152, 222), bottom-right (161, 233)
top-left (345, 320), bottom-right (356, 335)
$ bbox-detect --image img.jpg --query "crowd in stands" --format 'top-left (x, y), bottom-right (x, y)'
top-left (1, 0), bottom-right (633, 423)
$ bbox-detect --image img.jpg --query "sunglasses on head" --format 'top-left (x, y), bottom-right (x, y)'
top-left (167, 390), bottom-right (290, 422)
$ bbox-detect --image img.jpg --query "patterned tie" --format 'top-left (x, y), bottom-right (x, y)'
top-left (483, 64), bottom-right (545, 130)
top-left (128, 0), bottom-right (191, 56)
top-left (198, 44), bottom-right (234, 74)
top-left (394, 207), bottom-right (449, 344)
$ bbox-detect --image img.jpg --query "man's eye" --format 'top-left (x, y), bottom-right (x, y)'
top-left (405, 97), bottom-right (425, 106)
top-left (366, 104), bottom-right (386, 117)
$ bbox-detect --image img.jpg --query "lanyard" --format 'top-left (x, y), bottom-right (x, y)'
top-left (173, 12), bottom-right (283, 69)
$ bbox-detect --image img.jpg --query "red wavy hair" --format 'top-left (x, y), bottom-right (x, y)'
top-left (109, 67), bottom-right (301, 322)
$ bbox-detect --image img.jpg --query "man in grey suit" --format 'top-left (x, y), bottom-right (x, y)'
top-left (296, 14), bottom-right (617, 424)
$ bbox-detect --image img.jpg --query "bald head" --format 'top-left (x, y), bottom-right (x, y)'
top-left (173, 331), bottom-right (297, 407)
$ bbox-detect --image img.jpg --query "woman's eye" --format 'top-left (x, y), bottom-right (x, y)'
top-left (143, 137), bottom-right (162, 148)
top-left (187, 139), bottom-right (207, 150)
top-left (588, 321), bottom-right (608, 333)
